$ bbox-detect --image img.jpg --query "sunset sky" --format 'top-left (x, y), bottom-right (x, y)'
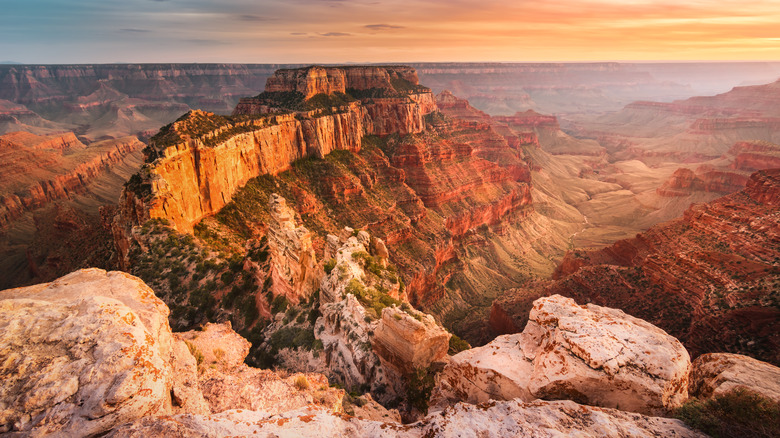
top-left (3, 0), bottom-right (780, 63)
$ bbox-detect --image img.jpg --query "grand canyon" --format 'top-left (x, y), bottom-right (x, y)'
top-left (2, 12), bottom-right (780, 435)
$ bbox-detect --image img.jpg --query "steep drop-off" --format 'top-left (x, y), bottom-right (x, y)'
top-left (491, 169), bottom-right (780, 366)
top-left (114, 66), bottom-right (575, 345)
top-left (0, 131), bottom-right (145, 289)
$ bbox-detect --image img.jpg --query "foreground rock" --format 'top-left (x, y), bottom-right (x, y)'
top-left (373, 306), bottom-right (450, 374)
top-left (0, 269), bottom-right (188, 436)
top-left (432, 295), bottom-right (690, 415)
top-left (107, 399), bottom-right (705, 438)
top-left (0, 270), bottom-right (346, 437)
top-left (178, 322), bottom-right (344, 415)
top-left (689, 353), bottom-right (780, 402)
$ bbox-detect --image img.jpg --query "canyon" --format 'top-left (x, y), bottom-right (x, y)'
top-left (1, 62), bottom-right (779, 436)
top-left (490, 169), bottom-right (780, 366)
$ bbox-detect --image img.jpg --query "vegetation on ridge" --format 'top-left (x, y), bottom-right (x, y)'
top-left (675, 388), bottom-right (780, 438)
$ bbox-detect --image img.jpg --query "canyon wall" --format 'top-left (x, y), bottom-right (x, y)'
top-left (115, 66), bottom-right (436, 244)
top-left (0, 132), bottom-right (144, 228)
top-left (492, 169), bottom-right (780, 366)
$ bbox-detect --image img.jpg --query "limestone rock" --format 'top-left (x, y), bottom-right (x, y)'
top-left (107, 399), bottom-right (705, 438)
top-left (169, 340), bottom-right (211, 415)
top-left (175, 321), bottom-right (343, 415)
top-left (319, 235), bottom-right (368, 304)
top-left (432, 294), bottom-right (690, 415)
top-left (0, 269), bottom-right (179, 436)
top-left (689, 353), bottom-right (780, 402)
top-left (372, 306), bottom-right (450, 374)
top-left (174, 322), bottom-right (250, 370)
top-left (198, 368), bottom-right (344, 415)
top-left (266, 193), bottom-right (320, 304)
top-left (315, 294), bottom-right (391, 394)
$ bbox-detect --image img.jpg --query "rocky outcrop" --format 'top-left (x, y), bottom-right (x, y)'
top-left (0, 269), bottom-right (352, 436)
top-left (314, 229), bottom-right (450, 404)
top-left (178, 322), bottom-right (344, 415)
top-left (372, 306), bottom-right (450, 374)
top-left (433, 295), bottom-right (691, 415)
top-left (0, 269), bottom-right (188, 436)
top-left (267, 194), bottom-right (319, 304)
top-left (115, 66), bottom-right (437, 237)
top-left (107, 399), bottom-right (705, 438)
top-left (689, 353), bottom-right (780, 403)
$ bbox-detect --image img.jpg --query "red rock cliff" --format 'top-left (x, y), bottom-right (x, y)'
top-left (114, 66), bottom-right (437, 263)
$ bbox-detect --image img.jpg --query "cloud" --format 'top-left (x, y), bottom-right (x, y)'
top-left (186, 38), bottom-right (228, 46)
top-left (364, 24), bottom-right (404, 31)
top-left (238, 14), bottom-right (272, 22)
top-left (290, 32), bottom-right (307, 35)
top-left (319, 32), bottom-right (351, 37)
top-left (120, 28), bottom-right (150, 33)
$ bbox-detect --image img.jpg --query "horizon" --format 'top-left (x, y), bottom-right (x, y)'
top-left (4, 0), bottom-right (780, 64)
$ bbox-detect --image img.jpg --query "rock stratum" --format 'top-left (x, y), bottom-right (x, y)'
top-left (0, 130), bottom-right (146, 289)
top-left (1, 269), bottom-right (711, 437)
top-left (492, 169), bottom-right (780, 366)
top-left (114, 65), bottom-right (436, 238)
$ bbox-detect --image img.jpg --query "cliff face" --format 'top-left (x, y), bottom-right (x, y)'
top-left (656, 141), bottom-right (780, 198)
top-left (117, 66), bottom-right (436, 242)
top-left (493, 169), bottom-right (780, 366)
top-left (119, 110), bottom-right (366, 235)
top-left (264, 65), bottom-right (421, 99)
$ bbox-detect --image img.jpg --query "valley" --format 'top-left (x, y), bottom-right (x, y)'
top-left (1, 62), bottom-right (779, 435)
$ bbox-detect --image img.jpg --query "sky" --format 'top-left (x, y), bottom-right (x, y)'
top-left (2, 0), bottom-right (780, 63)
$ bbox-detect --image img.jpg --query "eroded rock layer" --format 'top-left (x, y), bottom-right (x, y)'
top-left (493, 169), bottom-right (780, 366)
top-left (115, 65), bottom-right (436, 241)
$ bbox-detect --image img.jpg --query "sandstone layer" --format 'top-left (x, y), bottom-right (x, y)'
top-left (433, 295), bottom-right (691, 415)
top-left (106, 399), bottom-right (705, 438)
top-left (688, 353), bottom-right (780, 403)
top-left (0, 132), bottom-right (144, 229)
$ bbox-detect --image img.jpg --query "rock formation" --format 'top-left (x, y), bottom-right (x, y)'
top-left (493, 169), bottom-right (780, 366)
top-left (433, 295), bottom-right (691, 415)
top-left (0, 266), bottom-right (711, 437)
top-left (106, 399), bottom-right (705, 438)
top-left (314, 229), bottom-right (448, 403)
top-left (0, 132), bottom-right (144, 229)
top-left (0, 269), bottom-right (186, 436)
top-left (113, 65), bottom-right (436, 246)
top-left (688, 353), bottom-right (780, 403)
top-left (372, 306), bottom-right (451, 374)
top-left (0, 269), bottom-right (347, 436)
top-left (267, 193), bottom-right (319, 304)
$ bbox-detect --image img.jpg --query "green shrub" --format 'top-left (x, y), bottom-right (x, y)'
top-left (406, 367), bottom-right (435, 413)
top-left (448, 334), bottom-right (471, 354)
top-left (324, 258), bottom-right (337, 275)
top-left (675, 388), bottom-right (780, 438)
top-left (271, 295), bottom-right (289, 314)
